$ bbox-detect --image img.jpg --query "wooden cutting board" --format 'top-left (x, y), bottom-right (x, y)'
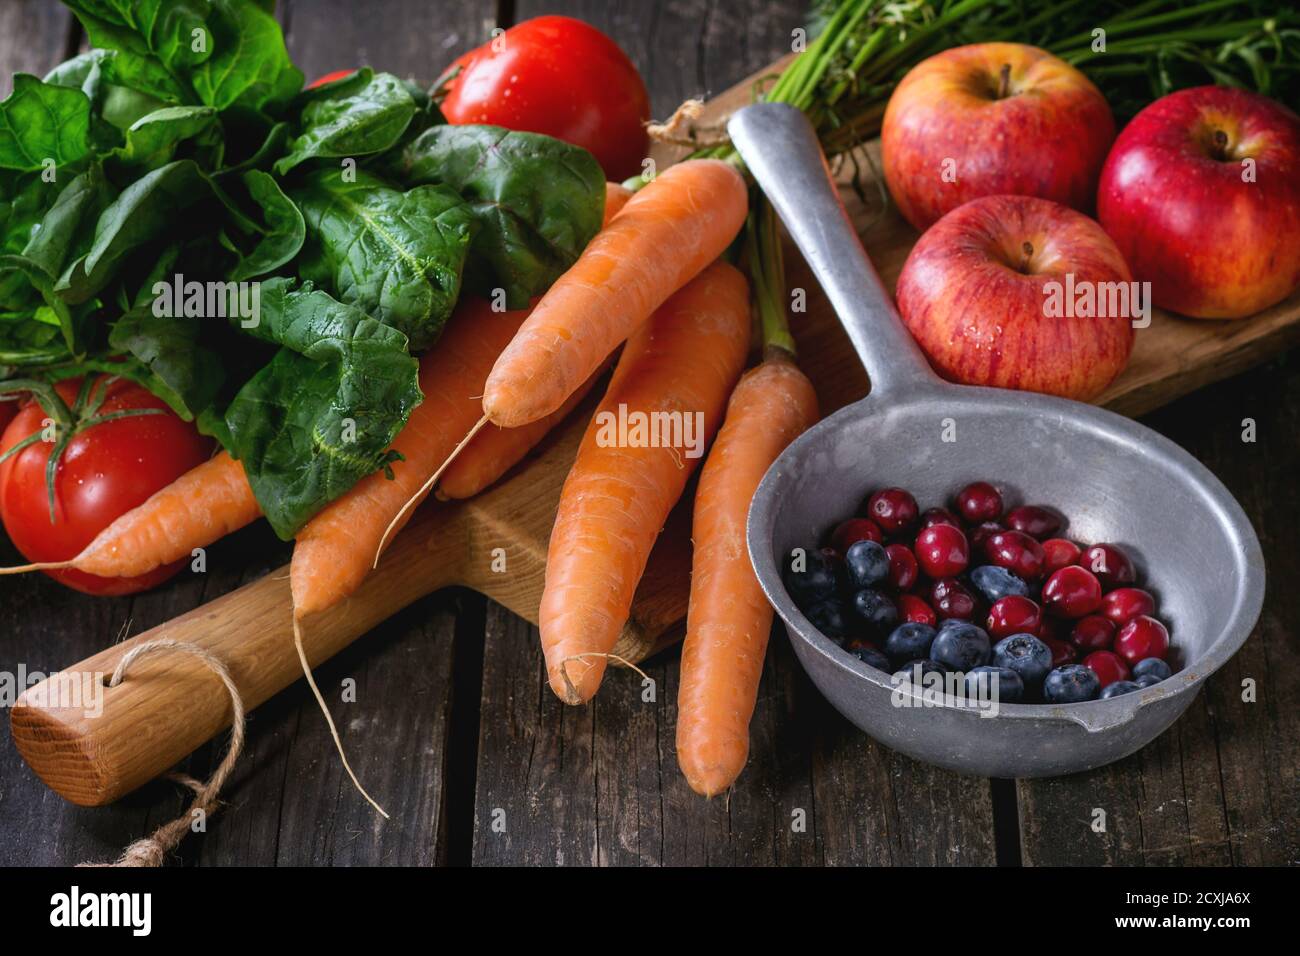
top-left (14, 61), bottom-right (1300, 807)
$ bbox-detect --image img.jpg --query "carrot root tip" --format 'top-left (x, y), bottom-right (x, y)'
top-left (0, 560), bottom-right (74, 575)
top-left (292, 614), bottom-right (390, 820)
top-left (553, 652), bottom-right (649, 706)
top-left (371, 413), bottom-right (491, 569)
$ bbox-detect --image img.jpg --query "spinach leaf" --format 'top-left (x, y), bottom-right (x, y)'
top-left (292, 168), bottom-right (475, 350)
top-left (225, 169), bottom-right (305, 280)
top-left (66, 8), bottom-right (193, 104)
top-left (274, 69), bottom-right (417, 175)
top-left (190, 0), bottom-right (302, 113)
top-left (0, 254), bottom-right (84, 355)
top-left (0, 75), bottom-right (93, 172)
top-left (114, 105), bottom-right (218, 169)
top-left (224, 278), bottom-right (422, 538)
top-left (18, 163), bottom-right (115, 284)
top-left (386, 125), bottom-right (605, 308)
top-left (56, 159), bottom-right (209, 304)
top-left (63, 1), bottom-right (215, 76)
top-left (107, 306), bottom-right (224, 419)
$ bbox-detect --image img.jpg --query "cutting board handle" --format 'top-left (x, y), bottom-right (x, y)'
top-left (10, 504), bottom-right (472, 807)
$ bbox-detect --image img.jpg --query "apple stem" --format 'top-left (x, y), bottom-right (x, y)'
top-left (998, 63), bottom-right (1011, 99)
top-left (1213, 128), bottom-right (1229, 160)
top-left (1020, 241), bottom-right (1034, 273)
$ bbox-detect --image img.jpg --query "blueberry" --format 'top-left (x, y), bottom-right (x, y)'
top-left (992, 633), bottom-right (1053, 688)
top-left (892, 659), bottom-right (951, 683)
top-left (964, 665), bottom-right (1024, 703)
top-left (1101, 680), bottom-right (1141, 699)
top-left (969, 564), bottom-right (1029, 602)
top-left (1133, 673), bottom-right (1163, 688)
top-left (785, 548), bottom-right (840, 606)
top-left (1043, 664), bottom-right (1101, 703)
top-left (884, 622), bottom-right (937, 664)
top-left (929, 621), bottom-right (990, 670)
top-left (844, 539), bottom-right (890, 589)
top-left (853, 588), bottom-right (898, 633)
top-left (805, 599), bottom-right (850, 642)
top-left (1131, 657), bottom-right (1171, 682)
top-left (845, 642), bottom-right (890, 672)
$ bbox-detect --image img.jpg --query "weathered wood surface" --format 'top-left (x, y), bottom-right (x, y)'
top-left (1, 0), bottom-right (1296, 867)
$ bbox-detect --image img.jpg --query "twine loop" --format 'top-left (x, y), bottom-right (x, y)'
top-left (80, 639), bottom-right (245, 868)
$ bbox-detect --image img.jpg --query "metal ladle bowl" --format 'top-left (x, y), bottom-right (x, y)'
top-left (730, 104), bottom-right (1265, 777)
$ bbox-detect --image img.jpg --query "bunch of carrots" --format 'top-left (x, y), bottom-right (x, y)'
top-left (5, 149), bottom-right (819, 803)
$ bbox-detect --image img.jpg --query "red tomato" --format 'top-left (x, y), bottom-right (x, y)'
top-left (0, 377), bottom-right (212, 595)
top-left (307, 69), bottom-right (357, 90)
top-left (440, 16), bottom-right (650, 181)
top-left (0, 399), bottom-right (15, 434)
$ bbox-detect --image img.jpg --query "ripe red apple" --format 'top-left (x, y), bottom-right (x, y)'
top-left (882, 42), bottom-right (1115, 231)
top-left (896, 194), bottom-right (1134, 400)
top-left (1097, 86), bottom-right (1300, 319)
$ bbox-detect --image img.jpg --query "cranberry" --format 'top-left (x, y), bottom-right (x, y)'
top-left (830, 517), bottom-right (882, 553)
top-left (1037, 615), bottom-right (1065, 643)
top-left (1042, 538), bottom-right (1082, 574)
top-left (1083, 650), bottom-right (1131, 689)
top-left (1042, 565), bottom-right (1103, 618)
top-left (986, 595), bottom-right (1042, 639)
top-left (1070, 614), bottom-right (1116, 652)
top-left (969, 521), bottom-right (1005, 550)
top-left (930, 577), bottom-right (977, 620)
top-left (1043, 635), bottom-right (1078, 667)
top-left (984, 530), bottom-right (1045, 580)
top-left (865, 488), bottom-right (919, 534)
top-left (885, 543), bottom-right (918, 591)
top-left (1081, 543), bottom-right (1136, 590)
top-left (1005, 505), bottom-right (1062, 539)
top-left (1102, 587), bottom-right (1156, 626)
top-left (920, 507), bottom-right (961, 529)
top-left (897, 593), bottom-right (937, 627)
top-left (954, 481), bottom-right (1003, 523)
top-left (1114, 616), bottom-right (1170, 665)
top-left (914, 524), bottom-right (969, 578)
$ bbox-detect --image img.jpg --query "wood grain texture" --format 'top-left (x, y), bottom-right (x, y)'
top-left (1, 0), bottom-right (1297, 868)
top-left (0, 0), bottom-right (73, 98)
top-left (1017, 360), bottom-right (1300, 866)
top-left (279, 0), bottom-right (493, 81)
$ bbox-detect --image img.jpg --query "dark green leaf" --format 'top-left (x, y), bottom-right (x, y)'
top-left (0, 75), bottom-right (93, 172)
top-left (67, 8), bottom-right (193, 104)
top-left (113, 105), bottom-right (219, 169)
top-left (190, 0), bottom-right (303, 113)
top-left (226, 170), bottom-right (305, 280)
top-left (292, 168), bottom-right (475, 350)
top-left (274, 69), bottom-right (417, 175)
top-left (224, 278), bottom-right (422, 538)
top-left (386, 125), bottom-right (605, 308)
top-left (8, 164), bottom-right (115, 310)
top-left (56, 159), bottom-right (210, 304)
top-left (108, 306), bottom-right (224, 419)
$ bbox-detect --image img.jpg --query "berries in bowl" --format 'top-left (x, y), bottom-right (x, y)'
top-left (784, 481), bottom-right (1176, 706)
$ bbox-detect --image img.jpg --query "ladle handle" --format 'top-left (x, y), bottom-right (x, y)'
top-left (727, 103), bottom-right (936, 398)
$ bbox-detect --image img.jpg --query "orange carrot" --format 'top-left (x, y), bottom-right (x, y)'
top-left (483, 159), bottom-right (748, 429)
top-left (436, 362), bottom-right (607, 501)
top-left (0, 451), bottom-right (260, 579)
top-left (539, 260), bottom-right (750, 704)
top-left (604, 181), bottom-right (634, 221)
top-left (675, 356), bottom-right (819, 796)
top-left (291, 297), bottom-right (530, 617)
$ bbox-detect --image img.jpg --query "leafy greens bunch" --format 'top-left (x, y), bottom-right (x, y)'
top-left (0, 0), bottom-right (607, 538)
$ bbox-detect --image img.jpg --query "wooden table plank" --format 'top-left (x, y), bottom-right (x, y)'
top-left (0, 0), bottom-right (73, 99)
top-left (1017, 359), bottom-right (1300, 866)
top-left (471, 0), bottom-right (995, 866)
top-left (279, 0), bottom-right (494, 82)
